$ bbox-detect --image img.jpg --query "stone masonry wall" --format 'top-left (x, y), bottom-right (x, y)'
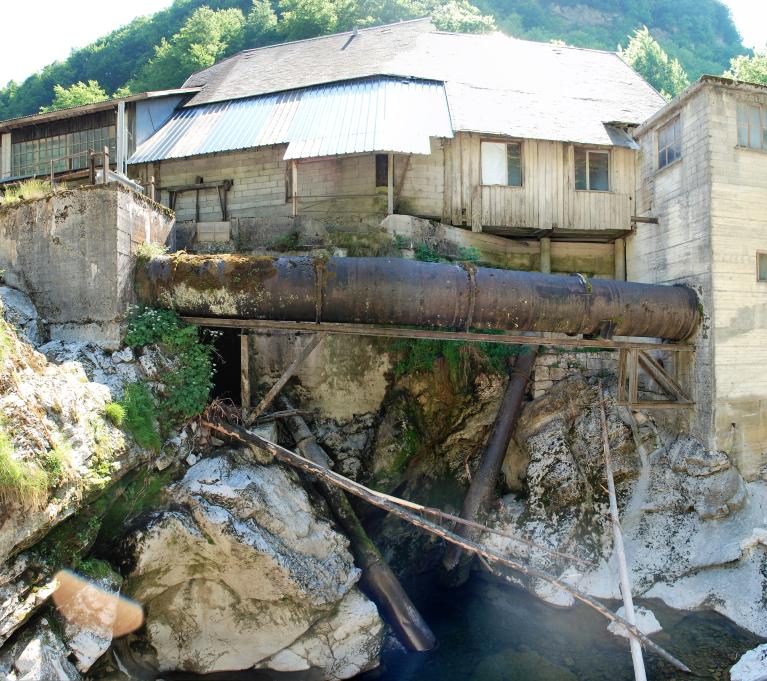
top-left (532, 349), bottom-right (617, 398)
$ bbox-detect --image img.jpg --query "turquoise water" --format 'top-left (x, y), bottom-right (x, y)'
top-left (358, 574), bottom-right (763, 681)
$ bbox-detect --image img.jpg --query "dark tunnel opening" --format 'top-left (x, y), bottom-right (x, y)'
top-left (211, 328), bottom-right (242, 404)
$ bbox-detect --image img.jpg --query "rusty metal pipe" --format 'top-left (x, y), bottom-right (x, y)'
top-left (441, 346), bottom-right (538, 586)
top-left (135, 255), bottom-right (700, 341)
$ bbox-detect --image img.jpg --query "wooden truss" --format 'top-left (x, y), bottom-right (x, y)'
top-left (617, 348), bottom-right (693, 409)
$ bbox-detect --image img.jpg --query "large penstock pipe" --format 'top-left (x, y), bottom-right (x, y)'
top-left (440, 346), bottom-right (539, 587)
top-left (136, 255), bottom-right (701, 341)
top-left (277, 397), bottom-right (437, 652)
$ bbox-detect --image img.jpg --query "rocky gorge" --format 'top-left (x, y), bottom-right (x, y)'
top-left (0, 282), bottom-right (764, 680)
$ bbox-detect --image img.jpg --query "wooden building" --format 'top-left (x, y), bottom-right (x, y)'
top-left (0, 19), bottom-right (664, 275)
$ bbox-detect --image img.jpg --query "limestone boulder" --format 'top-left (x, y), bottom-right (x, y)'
top-left (731, 643), bottom-right (767, 681)
top-left (118, 454), bottom-right (383, 679)
top-left (0, 618), bottom-right (80, 681)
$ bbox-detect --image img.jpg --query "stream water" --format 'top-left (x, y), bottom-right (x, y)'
top-left (357, 573), bottom-right (763, 681)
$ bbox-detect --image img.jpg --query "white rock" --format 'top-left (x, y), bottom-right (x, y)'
top-left (110, 347), bottom-right (133, 364)
top-left (607, 606), bottom-right (662, 639)
top-left (185, 453), bottom-right (199, 467)
top-left (0, 619), bottom-right (80, 681)
top-left (731, 643), bottom-right (767, 681)
top-left (118, 454), bottom-right (383, 677)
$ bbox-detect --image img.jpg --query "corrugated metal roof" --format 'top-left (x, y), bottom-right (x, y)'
top-left (128, 77), bottom-right (452, 164)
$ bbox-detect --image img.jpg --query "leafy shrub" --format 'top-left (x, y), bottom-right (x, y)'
top-left (414, 243), bottom-right (441, 262)
top-left (135, 242), bottom-right (168, 262)
top-left (271, 230), bottom-right (300, 252)
top-left (103, 402), bottom-right (126, 427)
top-left (123, 306), bottom-right (216, 429)
top-left (119, 382), bottom-right (162, 452)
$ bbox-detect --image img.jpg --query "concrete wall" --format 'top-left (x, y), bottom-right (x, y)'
top-left (706, 85), bottom-right (767, 478)
top-left (631, 81), bottom-right (767, 479)
top-left (629, 86), bottom-right (715, 453)
top-left (0, 184), bottom-right (174, 347)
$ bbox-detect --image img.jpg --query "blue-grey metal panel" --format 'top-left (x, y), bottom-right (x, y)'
top-left (128, 77), bottom-right (452, 164)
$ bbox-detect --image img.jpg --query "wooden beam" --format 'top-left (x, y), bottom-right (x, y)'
top-left (247, 331), bottom-right (327, 422)
top-left (387, 153), bottom-right (394, 215)
top-left (240, 332), bottom-right (250, 419)
top-left (637, 350), bottom-right (692, 404)
top-left (181, 317), bottom-right (695, 352)
top-left (292, 160), bottom-right (299, 217)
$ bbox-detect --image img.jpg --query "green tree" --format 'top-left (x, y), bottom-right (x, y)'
top-left (278, 0), bottom-right (357, 41)
top-left (619, 27), bottom-right (689, 99)
top-left (39, 80), bottom-right (109, 113)
top-left (726, 49), bottom-right (767, 86)
top-left (129, 7), bottom-right (246, 92)
top-left (428, 0), bottom-right (494, 32)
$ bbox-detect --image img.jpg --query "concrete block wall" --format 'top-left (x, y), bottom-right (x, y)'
top-left (0, 184), bottom-right (173, 347)
top-left (397, 138), bottom-right (444, 218)
top-left (532, 349), bottom-right (617, 398)
top-left (629, 85), bottom-right (715, 452)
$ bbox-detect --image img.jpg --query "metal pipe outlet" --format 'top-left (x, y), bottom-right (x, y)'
top-left (135, 255), bottom-right (701, 341)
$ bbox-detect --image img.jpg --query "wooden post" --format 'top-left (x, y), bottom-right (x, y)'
top-left (148, 176), bottom-right (156, 202)
top-left (614, 237), bottom-right (626, 281)
top-left (291, 160), bottom-right (298, 217)
top-left (598, 382), bottom-right (647, 681)
top-left (102, 145), bottom-right (109, 184)
top-left (387, 152), bottom-right (394, 215)
top-left (240, 332), bottom-right (250, 419)
top-left (88, 150), bottom-right (96, 185)
top-left (540, 237), bottom-right (552, 273)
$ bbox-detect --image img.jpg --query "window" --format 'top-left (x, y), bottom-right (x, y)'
top-left (375, 154), bottom-right (389, 188)
top-left (574, 148), bottom-right (609, 191)
top-left (481, 141), bottom-right (522, 186)
top-left (758, 253), bottom-right (767, 282)
top-left (737, 104), bottom-right (767, 150)
top-left (658, 116), bottom-right (682, 169)
top-left (10, 126), bottom-right (116, 178)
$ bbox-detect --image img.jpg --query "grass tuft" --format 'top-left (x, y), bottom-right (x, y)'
top-left (103, 402), bottom-right (126, 427)
top-left (0, 179), bottom-right (53, 206)
top-left (119, 382), bottom-right (162, 452)
top-left (0, 427), bottom-right (49, 507)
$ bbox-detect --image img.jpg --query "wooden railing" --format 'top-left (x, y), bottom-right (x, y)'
top-left (474, 185), bottom-right (632, 232)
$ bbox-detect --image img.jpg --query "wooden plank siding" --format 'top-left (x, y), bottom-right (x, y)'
top-left (444, 132), bottom-right (636, 234)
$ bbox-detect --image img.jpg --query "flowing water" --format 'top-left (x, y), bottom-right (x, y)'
top-left (357, 573), bottom-right (763, 681)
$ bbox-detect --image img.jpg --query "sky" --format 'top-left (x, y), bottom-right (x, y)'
top-left (0, 0), bottom-right (766, 87)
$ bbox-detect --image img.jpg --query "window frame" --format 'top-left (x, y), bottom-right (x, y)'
top-left (480, 138), bottom-right (524, 188)
top-left (657, 115), bottom-right (682, 170)
top-left (574, 147), bottom-right (611, 192)
top-left (737, 102), bottom-right (767, 151)
top-left (757, 251), bottom-right (767, 283)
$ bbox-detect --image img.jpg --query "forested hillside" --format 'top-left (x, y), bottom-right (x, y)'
top-left (0, 0), bottom-right (749, 120)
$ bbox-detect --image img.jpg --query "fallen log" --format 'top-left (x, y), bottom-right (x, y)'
top-left (203, 416), bottom-right (691, 674)
top-left (277, 396), bottom-right (436, 652)
top-left (441, 346), bottom-right (538, 585)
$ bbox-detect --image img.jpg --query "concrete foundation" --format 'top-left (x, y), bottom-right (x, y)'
top-left (0, 184), bottom-right (174, 347)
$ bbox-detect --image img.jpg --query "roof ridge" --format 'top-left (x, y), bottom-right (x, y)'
top-left (184, 17), bottom-right (434, 82)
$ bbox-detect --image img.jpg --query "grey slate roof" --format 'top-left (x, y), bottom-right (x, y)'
top-left (182, 19), bottom-right (665, 147)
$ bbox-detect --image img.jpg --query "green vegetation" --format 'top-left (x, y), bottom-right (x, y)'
top-left (118, 382), bottom-right (162, 452)
top-left (414, 243), bottom-right (441, 263)
top-left (0, 427), bottom-right (49, 507)
top-left (413, 242), bottom-right (481, 264)
top-left (0, 179), bottom-right (53, 207)
top-left (77, 557), bottom-right (117, 581)
top-left (39, 80), bottom-right (109, 113)
top-left (271, 229), bottom-right (301, 252)
top-left (390, 336), bottom-right (527, 388)
top-left (103, 402), bottom-right (126, 427)
top-left (117, 307), bottom-right (216, 449)
top-left (0, 0), bottom-right (744, 120)
top-left (727, 50), bottom-right (767, 86)
top-left (42, 443), bottom-right (73, 488)
top-left (619, 27), bottom-right (689, 99)
top-left (135, 242), bottom-right (169, 262)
